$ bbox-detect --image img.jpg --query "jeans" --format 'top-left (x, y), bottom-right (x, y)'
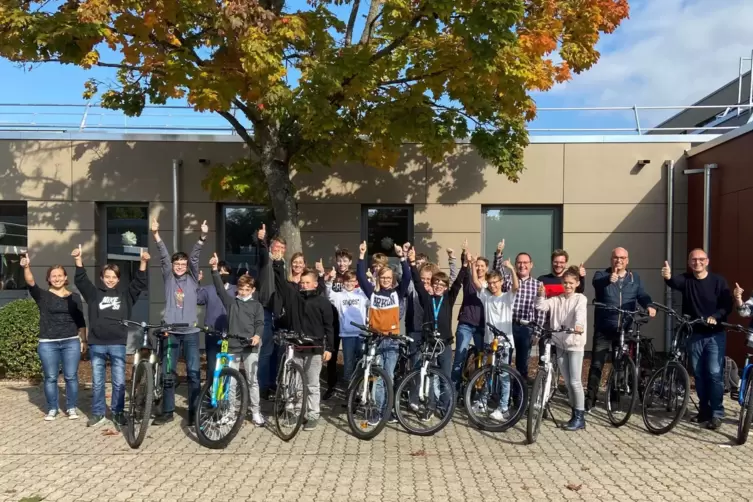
top-left (258, 309), bottom-right (278, 391)
top-left (435, 343), bottom-right (454, 413)
top-left (293, 353), bottom-right (322, 420)
top-left (227, 348), bottom-right (261, 415)
top-left (688, 332), bottom-right (726, 419)
top-left (327, 311), bottom-right (341, 389)
top-left (452, 323), bottom-right (485, 391)
top-left (341, 337), bottom-right (362, 384)
top-left (585, 329), bottom-right (620, 405)
top-left (375, 338), bottom-right (400, 419)
top-left (512, 324), bottom-right (534, 379)
top-left (89, 344), bottom-right (127, 416)
top-left (557, 348), bottom-right (585, 410)
top-left (38, 338), bottom-right (80, 413)
top-left (205, 335), bottom-right (220, 384)
top-left (161, 332), bottom-right (201, 415)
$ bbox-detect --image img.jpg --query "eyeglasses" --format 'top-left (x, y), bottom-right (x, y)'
top-left (613, 256), bottom-right (628, 261)
top-left (690, 258), bottom-right (708, 263)
top-left (487, 280), bottom-right (502, 286)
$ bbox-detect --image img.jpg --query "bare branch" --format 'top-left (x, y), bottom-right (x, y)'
top-left (345, 0), bottom-right (361, 46)
top-left (426, 99), bottom-right (486, 128)
top-left (217, 110), bottom-right (261, 156)
top-left (24, 58), bottom-right (157, 73)
top-left (378, 68), bottom-right (454, 87)
top-left (359, 0), bottom-right (385, 44)
top-left (232, 98), bottom-right (263, 127)
top-left (369, 14), bottom-right (422, 63)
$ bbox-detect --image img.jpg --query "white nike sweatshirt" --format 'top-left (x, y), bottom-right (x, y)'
top-left (325, 284), bottom-right (370, 338)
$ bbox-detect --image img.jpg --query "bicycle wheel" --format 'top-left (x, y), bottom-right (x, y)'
top-left (605, 356), bottom-right (638, 427)
top-left (347, 366), bottom-right (393, 440)
top-left (465, 364), bottom-right (527, 432)
top-left (737, 372), bottom-right (753, 445)
top-left (395, 367), bottom-right (456, 436)
top-left (125, 360), bottom-right (153, 449)
top-left (195, 367), bottom-right (249, 449)
top-left (641, 361), bottom-right (690, 435)
top-left (274, 361), bottom-right (307, 442)
top-left (526, 370), bottom-right (547, 445)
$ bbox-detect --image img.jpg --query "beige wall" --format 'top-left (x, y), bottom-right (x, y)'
top-left (0, 137), bottom-right (691, 350)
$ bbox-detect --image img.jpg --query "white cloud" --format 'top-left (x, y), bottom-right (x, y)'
top-left (548, 0), bottom-right (753, 116)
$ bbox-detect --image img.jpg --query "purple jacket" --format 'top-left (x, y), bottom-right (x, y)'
top-left (198, 283), bottom-right (237, 332)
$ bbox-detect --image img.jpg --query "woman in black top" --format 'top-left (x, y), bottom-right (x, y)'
top-left (21, 253), bottom-right (87, 421)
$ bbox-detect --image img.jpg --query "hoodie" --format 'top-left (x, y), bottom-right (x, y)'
top-left (74, 265), bottom-right (148, 345)
top-left (157, 239), bottom-right (203, 333)
top-left (211, 270), bottom-right (264, 352)
top-left (325, 282), bottom-right (369, 338)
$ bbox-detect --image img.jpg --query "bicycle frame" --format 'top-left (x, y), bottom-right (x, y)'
top-left (354, 335), bottom-right (381, 405)
top-left (210, 338), bottom-right (236, 408)
top-left (417, 333), bottom-right (444, 402)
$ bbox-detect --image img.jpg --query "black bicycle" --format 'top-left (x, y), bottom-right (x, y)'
top-left (592, 302), bottom-right (653, 427)
top-left (194, 326), bottom-right (251, 449)
top-left (642, 302), bottom-right (705, 435)
top-left (117, 319), bottom-right (188, 449)
top-left (394, 326), bottom-right (456, 436)
top-left (464, 323), bottom-right (527, 432)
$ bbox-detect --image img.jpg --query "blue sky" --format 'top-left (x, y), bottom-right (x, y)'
top-left (0, 0), bottom-right (750, 134)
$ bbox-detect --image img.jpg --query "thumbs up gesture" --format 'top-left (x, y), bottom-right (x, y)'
top-left (257, 223), bottom-right (266, 241)
top-left (537, 282), bottom-right (546, 297)
top-left (578, 262), bottom-right (586, 278)
top-left (661, 261), bottom-right (671, 280)
top-left (315, 258), bottom-right (325, 276)
top-left (71, 244), bottom-right (82, 259)
top-left (609, 268), bottom-right (618, 283)
top-left (734, 282), bottom-right (744, 301)
top-left (209, 252), bottom-right (219, 270)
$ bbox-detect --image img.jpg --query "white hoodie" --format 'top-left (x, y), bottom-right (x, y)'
top-left (326, 283), bottom-right (370, 338)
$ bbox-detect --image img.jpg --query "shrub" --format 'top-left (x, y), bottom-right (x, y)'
top-left (0, 298), bottom-right (41, 379)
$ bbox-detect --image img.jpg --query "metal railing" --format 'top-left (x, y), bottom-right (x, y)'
top-left (0, 102), bottom-right (751, 135)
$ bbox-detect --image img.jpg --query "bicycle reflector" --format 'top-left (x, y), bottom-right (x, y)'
top-left (491, 338), bottom-right (499, 352)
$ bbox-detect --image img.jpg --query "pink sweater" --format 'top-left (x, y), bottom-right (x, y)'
top-left (535, 293), bottom-right (588, 351)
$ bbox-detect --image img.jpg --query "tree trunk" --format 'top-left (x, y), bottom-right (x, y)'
top-left (257, 127), bottom-right (302, 260)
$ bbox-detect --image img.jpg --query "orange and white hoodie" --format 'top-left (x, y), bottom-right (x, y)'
top-left (356, 257), bottom-right (412, 335)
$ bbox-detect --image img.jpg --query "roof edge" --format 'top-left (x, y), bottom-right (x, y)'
top-left (686, 120), bottom-right (753, 157)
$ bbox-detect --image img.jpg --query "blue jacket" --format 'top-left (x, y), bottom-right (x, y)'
top-left (592, 268), bottom-right (652, 332)
top-left (198, 283), bottom-right (237, 333)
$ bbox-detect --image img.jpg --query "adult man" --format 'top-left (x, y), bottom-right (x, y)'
top-left (586, 247), bottom-right (655, 411)
top-left (662, 249), bottom-right (732, 429)
top-left (253, 223), bottom-right (285, 399)
top-left (538, 249), bottom-right (586, 297)
top-left (197, 261), bottom-right (236, 383)
top-left (504, 252), bottom-right (545, 381)
top-left (151, 217), bottom-right (207, 426)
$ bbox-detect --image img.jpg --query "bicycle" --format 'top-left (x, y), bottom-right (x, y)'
top-left (721, 322), bottom-right (753, 444)
top-left (116, 319), bottom-right (188, 449)
top-left (641, 302), bottom-right (705, 435)
top-left (394, 326), bottom-right (456, 436)
top-left (273, 330), bottom-right (319, 442)
top-left (194, 326), bottom-right (251, 449)
top-left (525, 322), bottom-right (576, 445)
top-left (592, 302), bottom-right (653, 427)
top-left (464, 323), bottom-right (527, 432)
top-left (347, 322), bottom-right (412, 440)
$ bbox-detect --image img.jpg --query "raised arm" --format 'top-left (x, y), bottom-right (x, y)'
top-left (71, 245), bottom-right (97, 303)
top-left (410, 265), bottom-right (429, 307)
top-left (356, 241), bottom-right (375, 298)
top-left (152, 218), bottom-right (172, 279)
top-left (447, 249), bottom-right (458, 283)
top-left (468, 253), bottom-right (484, 293)
top-left (127, 248), bottom-right (150, 304)
top-left (188, 220), bottom-right (209, 280)
top-left (492, 240), bottom-right (505, 272)
top-left (397, 252), bottom-right (411, 298)
top-left (661, 261), bottom-right (685, 291)
top-left (272, 259), bottom-right (298, 313)
top-left (209, 252), bottom-right (234, 310)
top-left (502, 259), bottom-right (519, 293)
top-left (20, 253), bottom-right (36, 289)
top-left (535, 282), bottom-right (551, 313)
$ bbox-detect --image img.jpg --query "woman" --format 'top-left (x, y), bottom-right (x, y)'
top-left (535, 265), bottom-right (587, 431)
top-left (21, 253), bottom-right (87, 421)
top-left (288, 252), bottom-right (306, 284)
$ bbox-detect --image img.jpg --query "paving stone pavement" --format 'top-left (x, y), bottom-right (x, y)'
top-left (1, 383), bottom-right (752, 502)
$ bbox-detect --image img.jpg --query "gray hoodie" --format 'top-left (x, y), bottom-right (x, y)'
top-left (212, 270), bottom-right (264, 352)
top-left (158, 239), bottom-right (203, 333)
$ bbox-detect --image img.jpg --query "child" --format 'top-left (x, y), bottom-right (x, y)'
top-left (535, 265), bottom-right (588, 431)
top-left (469, 253), bottom-right (519, 421)
top-left (209, 253), bottom-right (265, 426)
top-left (325, 271), bottom-right (369, 384)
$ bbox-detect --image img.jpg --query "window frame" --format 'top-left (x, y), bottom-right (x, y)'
top-left (480, 205), bottom-right (563, 264)
top-left (218, 203), bottom-right (275, 278)
top-left (98, 203), bottom-right (150, 265)
top-left (360, 204), bottom-right (415, 259)
top-left (0, 201), bottom-right (28, 297)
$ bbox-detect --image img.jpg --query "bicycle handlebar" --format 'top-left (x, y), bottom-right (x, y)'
top-left (593, 301), bottom-right (652, 324)
top-left (486, 323), bottom-right (511, 344)
top-left (650, 303), bottom-right (709, 326)
top-left (198, 325), bottom-right (252, 341)
top-left (349, 322), bottom-right (414, 344)
top-left (107, 318), bottom-right (189, 330)
top-left (519, 319), bottom-right (576, 336)
top-left (721, 322), bottom-right (753, 334)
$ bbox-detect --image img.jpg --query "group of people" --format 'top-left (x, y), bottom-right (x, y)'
top-left (21, 215), bottom-right (749, 435)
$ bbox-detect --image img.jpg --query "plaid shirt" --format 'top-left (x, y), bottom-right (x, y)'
top-left (503, 273), bottom-right (544, 326)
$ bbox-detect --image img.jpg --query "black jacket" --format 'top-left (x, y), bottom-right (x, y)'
top-left (74, 266), bottom-right (147, 345)
top-left (410, 266), bottom-right (463, 342)
top-left (272, 260), bottom-right (334, 354)
top-left (211, 270), bottom-right (264, 352)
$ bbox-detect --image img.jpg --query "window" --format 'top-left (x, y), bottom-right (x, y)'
top-left (361, 206), bottom-right (414, 261)
top-left (220, 205), bottom-right (275, 278)
top-left (483, 207), bottom-right (562, 273)
top-left (0, 202), bottom-right (27, 291)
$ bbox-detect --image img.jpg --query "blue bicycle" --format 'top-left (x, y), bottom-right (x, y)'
top-left (722, 322), bottom-right (753, 445)
top-left (194, 326), bottom-right (250, 449)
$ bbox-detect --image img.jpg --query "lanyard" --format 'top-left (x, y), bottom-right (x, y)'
top-left (432, 296), bottom-right (444, 331)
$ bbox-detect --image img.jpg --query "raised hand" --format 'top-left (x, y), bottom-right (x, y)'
top-left (579, 262), bottom-right (586, 277)
top-left (209, 252), bottom-right (219, 269)
top-left (661, 261), bottom-right (671, 280)
top-left (71, 245), bottom-right (82, 259)
top-left (446, 248), bottom-right (455, 258)
top-left (734, 282), bottom-right (744, 300)
top-left (610, 268), bottom-right (619, 283)
top-left (497, 239), bottom-right (505, 254)
top-left (461, 238), bottom-right (468, 252)
top-left (257, 223), bottom-right (266, 242)
top-left (537, 282), bottom-right (546, 297)
top-left (359, 240), bottom-right (367, 257)
top-left (19, 253), bottom-right (30, 268)
top-left (315, 258), bottom-right (325, 275)
top-left (200, 220), bottom-right (209, 235)
top-left (326, 267), bottom-right (337, 282)
top-left (402, 242), bottom-right (411, 255)
top-left (502, 259), bottom-right (513, 270)
top-left (151, 217), bottom-right (159, 233)
top-left (408, 247), bottom-right (416, 264)
top-left (140, 248), bottom-right (150, 262)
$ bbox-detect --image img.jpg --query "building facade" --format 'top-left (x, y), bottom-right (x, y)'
top-left (0, 133), bottom-right (702, 352)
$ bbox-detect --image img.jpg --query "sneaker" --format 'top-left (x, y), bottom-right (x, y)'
top-left (690, 413), bottom-right (711, 424)
top-left (707, 417), bottom-right (722, 430)
top-left (187, 415), bottom-right (195, 428)
top-left (367, 414), bottom-right (382, 427)
top-left (323, 387), bottom-right (336, 401)
top-left (67, 408), bottom-right (79, 420)
top-left (252, 413), bottom-right (265, 427)
top-left (490, 409), bottom-right (509, 421)
top-left (303, 418), bottom-right (318, 431)
top-left (44, 410), bottom-right (57, 421)
top-left (388, 416), bottom-right (398, 424)
top-left (584, 398), bottom-right (593, 414)
top-left (87, 415), bottom-right (107, 428)
top-left (151, 413), bottom-right (174, 426)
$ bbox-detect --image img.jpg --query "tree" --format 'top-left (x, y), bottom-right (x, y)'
top-left (0, 0), bottom-right (629, 253)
